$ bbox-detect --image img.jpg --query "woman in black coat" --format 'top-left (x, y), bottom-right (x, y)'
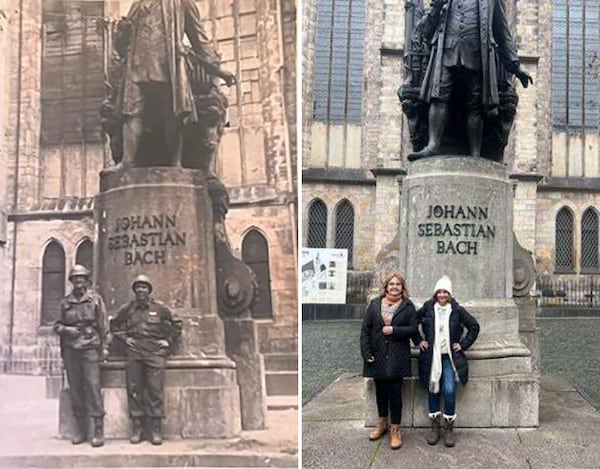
top-left (412, 275), bottom-right (479, 448)
top-left (360, 272), bottom-right (417, 450)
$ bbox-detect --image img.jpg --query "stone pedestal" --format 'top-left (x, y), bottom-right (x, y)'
top-left (61, 167), bottom-right (243, 438)
top-left (365, 156), bottom-right (539, 427)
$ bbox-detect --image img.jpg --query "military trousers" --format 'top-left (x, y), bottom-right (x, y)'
top-left (62, 347), bottom-right (105, 417)
top-left (126, 356), bottom-right (166, 418)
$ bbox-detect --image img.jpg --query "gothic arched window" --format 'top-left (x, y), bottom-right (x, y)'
top-left (242, 230), bottom-right (273, 319)
top-left (334, 199), bottom-right (355, 268)
top-left (75, 239), bottom-right (93, 274)
top-left (581, 207), bottom-right (599, 271)
top-left (41, 241), bottom-right (66, 326)
top-left (307, 199), bottom-right (327, 248)
top-left (555, 207), bottom-right (575, 272)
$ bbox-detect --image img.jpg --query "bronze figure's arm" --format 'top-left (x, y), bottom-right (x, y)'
top-left (493, 0), bottom-right (532, 88)
top-left (183, 0), bottom-right (236, 85)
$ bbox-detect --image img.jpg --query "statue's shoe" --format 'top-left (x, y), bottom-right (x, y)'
top-left (407, 146), bottom-right (440, 161)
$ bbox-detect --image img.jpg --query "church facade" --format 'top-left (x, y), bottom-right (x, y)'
top-left (0, 0), bottom-right (297, 397)
top-left (302, 0), bottom-right (600, 299)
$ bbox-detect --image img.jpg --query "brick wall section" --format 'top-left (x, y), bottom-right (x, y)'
top-left (226, 205), bottom-right (297, 327)
top-left (361, 0), bottom-right (386, 169)
top-left (302, 182), bottom-right (376, 270)
top-left (512, 0), bottom-right (539, 174)
top-left (0, 223), bottom-right (14, 346)
top-left (6, 1), bottom-right (43, 212)
top-left (301, 0), bottom-right (315, 168)
top-left (10, 219), bottom-right (94, 347)
top-left (0, 0), bottom-right (10, 219)
top-left (535, 0), bottom-right (552, 177)
top-left (535, 193), bottom-right (600, 275)
top-left (281, 0), bottom-right (297, 181)
top-left (372, 175), bottom-right (401, 257)
top-left (513, 181), bottom-right (538, 254)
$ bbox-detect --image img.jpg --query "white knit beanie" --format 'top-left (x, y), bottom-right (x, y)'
top-left (433, 276), bottom-right (453, 296)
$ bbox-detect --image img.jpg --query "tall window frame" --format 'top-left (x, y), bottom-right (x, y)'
top-left (41, 0), bottom-right (105, 145)
top-left (555, 207), bottom-right (575, 273)
top-left (306, 199), bottom-right (328, 248)
top-left (334, 199), bottom-right (355, 268)
top-left (41, 241), bottom-right (66, 326)
top-left (313, 0), bottom-right (365, 124)
top-left (242, 230), bottom-right (273, 319)
top-left (581, 207), bottom-right (599, 272)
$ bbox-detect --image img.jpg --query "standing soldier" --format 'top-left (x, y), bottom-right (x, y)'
top-left (53, 265), bottom-right (108, 447)
top-left (110, 275), bottom-right (182, 445)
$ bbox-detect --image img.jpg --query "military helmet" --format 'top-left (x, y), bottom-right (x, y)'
top-left (132, 274), bottom-right (153, 293)
top-left (68, 264), bottom-right (90, 281)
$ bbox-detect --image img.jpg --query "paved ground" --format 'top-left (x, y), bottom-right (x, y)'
top-left (0, 375), bottom-right (298, 468)
top-left (303, 318), bottom-right (600, 410)
top-left (303, 373), bottom-right (600, 468)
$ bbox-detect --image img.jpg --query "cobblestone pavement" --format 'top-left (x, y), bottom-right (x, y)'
top-left (303, 317), bottom-right (600, 409)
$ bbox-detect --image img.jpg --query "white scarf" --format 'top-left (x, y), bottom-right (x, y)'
top-left (429, 302), bottom-right (452, 394)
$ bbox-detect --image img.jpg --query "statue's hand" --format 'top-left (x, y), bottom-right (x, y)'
top-left (221, 71), bottom-right (237, 87)
top-left (516, 69), bottom-right (533, 88)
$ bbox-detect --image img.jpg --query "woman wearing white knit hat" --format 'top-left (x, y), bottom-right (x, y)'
top-left (411, 275), bottom-right (479, 447)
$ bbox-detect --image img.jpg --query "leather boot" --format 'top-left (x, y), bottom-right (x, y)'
top-left (129, 417), bottom-right (143, 444)
top-left (368, 417), bottom-right (388, 441)
top-left (71, 417), bottom-right (87, 445)
top-left (150, 418), bottom-right (163, 446)
top-left (90, 417), bottom-right (104, 447)
top-left (444, 417), bottom-right (456, 447)
top-left (426, 414), bottom-right (441, 445)
top-left (390, 424), bottom-right (402, 450)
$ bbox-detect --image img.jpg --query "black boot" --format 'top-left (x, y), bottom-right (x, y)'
top-left (90, 417), bottom-right (104, 447)
top-left (150, 418), bottom-right (163, 446)
top-left (129, 417), bottom-right (143, 444)
top-left (71, 417), bottom-right (88, 445)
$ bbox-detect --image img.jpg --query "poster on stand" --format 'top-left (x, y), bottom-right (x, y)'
top-left (301, 248), bottom-right (348, 304)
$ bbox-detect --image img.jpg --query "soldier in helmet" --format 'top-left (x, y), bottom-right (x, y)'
top-left (110, 274), bottom-right (182, 445)
top-left (53, 264), bottom-right (108, 447)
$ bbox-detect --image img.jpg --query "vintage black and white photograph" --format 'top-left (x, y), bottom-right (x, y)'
top-left (0, 0), bottom-right (298, 466)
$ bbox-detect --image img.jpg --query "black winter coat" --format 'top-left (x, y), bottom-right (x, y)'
top-left (360, 297), bottom-right (418, 379)
top-left (412, 298), bottom-right (480, 386)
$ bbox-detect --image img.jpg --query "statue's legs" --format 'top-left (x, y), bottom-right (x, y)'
top-left (122, 116), bottom-right (143, 168)
top-left (466, 110), bottom-right (483, 157)
top-left (165, 115), bottom-right (184, 167)
top-left (407, 100), bottom-right (448, 161)
top-left (465, 70), bottom-right (483, 158)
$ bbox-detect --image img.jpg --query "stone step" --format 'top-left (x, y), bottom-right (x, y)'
top-left (263, 353), bottom-right (298, 372)
top-left (259, 338), bottom-right (298, 355)
top-left (0, 451), bottom-right (297, 468)
top-left (266, 395), bottom-right (299, 410)
top-left (265, 371), bottom-right (298, 396)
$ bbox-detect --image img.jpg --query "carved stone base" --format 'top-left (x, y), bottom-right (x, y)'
top-left (60, 358), bottom-right (242, 439)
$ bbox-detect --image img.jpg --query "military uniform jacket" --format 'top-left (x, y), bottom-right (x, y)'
top-left (54, 290), bottom-right (108, 350)
top-left (110, 299), bottom-right (182, 359)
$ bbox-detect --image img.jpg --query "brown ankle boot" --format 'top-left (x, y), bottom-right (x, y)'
top-left (369, 417), bottom-right (388, 441)
top-left (427, 414), bottom-right (441, 445)
top-left (390, 424), bottom-right (402, 449)
top-left (444, 417), bottom-right (456, 447)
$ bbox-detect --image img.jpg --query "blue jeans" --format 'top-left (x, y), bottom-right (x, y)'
top-left (428, 354), bottom-right (456, 416)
